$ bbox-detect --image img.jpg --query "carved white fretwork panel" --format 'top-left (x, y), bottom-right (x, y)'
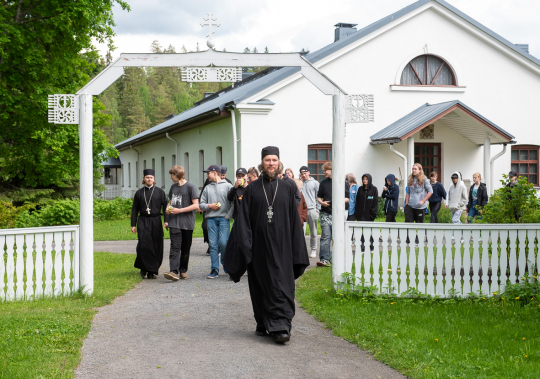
top-left (47, 94), bottom-right (79, 124)
top-left (345, 94), bottom-right (374, 123)
top-left (181, 67), bottom-right (242, 82)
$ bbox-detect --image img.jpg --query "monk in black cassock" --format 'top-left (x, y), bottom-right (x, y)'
top-left (224, 146), bottom-right (309, 344)
top-left (131, 169), bottom-right (169, 279)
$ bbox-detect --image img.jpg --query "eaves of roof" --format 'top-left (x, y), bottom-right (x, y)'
top-left (115, 0), bottom-right (537, 150)
top-left (370, 100), bottom-right (515, 143)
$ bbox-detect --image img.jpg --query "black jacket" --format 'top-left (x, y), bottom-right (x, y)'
top-left (227, 185), bottom-right (247, 220)
top-left (381, 174), bottom-right (399, 213)
top-left (354, 174), bottom-right (379, 221)
top-left (467, 182), bottom-right (488, 210)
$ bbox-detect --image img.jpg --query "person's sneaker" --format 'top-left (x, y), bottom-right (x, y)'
top-left (180, 272), bottom-right (189, 280)
top-left (207, 270), bottom-right (219, 279)
top-left (317, 260), bottom-right (330, 267)
top-left (310, 249), bottom-right (317, 258)
top-left (164, 272), bottom-right (179, 281)
top-left (206, 249), bottom-right (210, 255)
top-left (147, 273), bottom-right (157, 279)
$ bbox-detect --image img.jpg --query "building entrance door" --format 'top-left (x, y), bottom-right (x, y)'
top-left (414, 143), bottom-right (441, 176)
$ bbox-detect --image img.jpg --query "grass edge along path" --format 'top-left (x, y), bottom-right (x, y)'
top-left (0, 252), bottom-right (142, 379)
top-left (296, 267), bottom-right (539, 379)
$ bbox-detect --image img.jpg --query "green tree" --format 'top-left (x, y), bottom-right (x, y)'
top-left (0, 0), bottom-right (130, 194)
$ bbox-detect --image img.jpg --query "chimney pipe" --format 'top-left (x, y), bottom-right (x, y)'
top-left (334, 23), bottom-right (358, 42)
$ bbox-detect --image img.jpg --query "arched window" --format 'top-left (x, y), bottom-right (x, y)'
top-left (400, 55), bottom-right (455, 86)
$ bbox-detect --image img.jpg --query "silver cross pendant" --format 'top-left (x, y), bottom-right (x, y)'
top-left (146, 207), bottom-right (151, 215)
top-left (267, 206), bottom-right (274, 223)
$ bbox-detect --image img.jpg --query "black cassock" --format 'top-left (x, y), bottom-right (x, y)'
top-left (131, 185), bottom-right (168, 275)
top-left (224, 176), bottom-right (309, 333)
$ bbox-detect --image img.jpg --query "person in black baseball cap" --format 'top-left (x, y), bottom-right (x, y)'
top-left (507, 170), bottom-right (518, 188)
top-left (219, 165), bottom-right (232, 184)
top-left (227, 168), bottom-right (249, 220)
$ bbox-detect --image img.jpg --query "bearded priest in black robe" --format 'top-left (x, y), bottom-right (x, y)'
top-left (131, 169), bottom-right (169, 279)
top-left (224, 146), bottom-right (309, 344)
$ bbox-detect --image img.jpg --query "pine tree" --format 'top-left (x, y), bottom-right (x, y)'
top-left (264, 46), bottom-right (269, 53)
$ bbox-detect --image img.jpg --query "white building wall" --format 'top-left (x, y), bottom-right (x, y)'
top-left (119, 117), bottom-right (234, 198)
top-left (237, 7), bottom-right (540, 190)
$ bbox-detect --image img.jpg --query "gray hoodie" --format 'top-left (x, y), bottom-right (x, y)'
top-left (446, 171), bottom-right (468, 211)
top-left (407, 176), bottom-right (433, 209)
top-left (301, 176), bottom-right (321, 210)
top-left (200, 179), bottom-right (234, 219)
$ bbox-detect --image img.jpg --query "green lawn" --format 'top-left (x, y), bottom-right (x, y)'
top-left (296, 267), bottom-right (540, 379)
top-left (0, 252), bottom-right (142, 379)
top-left (94, 213), bottom-right (323, 241)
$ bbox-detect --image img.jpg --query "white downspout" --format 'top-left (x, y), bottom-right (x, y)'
top-left (490, 144), bottom-right (507, 195)
top-left (165, 133), bottom-right (179, 165)
top-left (390, 143), bottom-right (407, 181)
top-left (230, 106), bottom-right (238, 173)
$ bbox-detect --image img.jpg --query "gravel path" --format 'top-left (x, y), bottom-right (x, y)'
top-left (77, 238), bottom-right (404, 378)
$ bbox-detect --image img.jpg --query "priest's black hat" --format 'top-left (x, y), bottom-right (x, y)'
top-left (143, 169), bottom-right (155, 177)
top-left (261, 146), bottom-right (279, 160)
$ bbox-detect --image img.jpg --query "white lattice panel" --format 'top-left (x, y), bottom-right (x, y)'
top-left (345, 94), bottom-right (374, 123)
top-left (181, 67), bottom-right (242, 82)
top-left (48, 94), bottom-right (79, 124)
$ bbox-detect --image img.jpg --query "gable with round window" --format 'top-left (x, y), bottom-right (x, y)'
top-left (400, 54), bottom-right (456, 86)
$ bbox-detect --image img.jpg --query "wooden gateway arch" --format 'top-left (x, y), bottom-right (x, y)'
top-left (48, 30), bottom-right (374, 294)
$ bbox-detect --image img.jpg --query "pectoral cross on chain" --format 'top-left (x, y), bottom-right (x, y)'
top-left (146, 207), bottom-right (151, 215)
top-left (267, 206), bottom-right (274, 223)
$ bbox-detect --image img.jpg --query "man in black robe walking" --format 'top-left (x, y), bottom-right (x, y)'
top-left (224, 146), bottom-right (309, 344)
top-left (131, 169), bottom-right (168, 279)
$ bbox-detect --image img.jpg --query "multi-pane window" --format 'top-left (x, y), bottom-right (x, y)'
top-left (511, 146), bottom-right (538, 185)
top-left (401, 55), bottom-right (455, 86)
top-left (414, 143), bottom-right (441, 177)
top-left (308, 144), bottom-right (332, 182)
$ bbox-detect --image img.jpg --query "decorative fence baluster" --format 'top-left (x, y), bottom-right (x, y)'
top-left (63, 232), bottom-right (73, 294)
top-left (480, 230), bottom-right (490, 295)
top-left (507, 230), bottom-right (518, 285)
top-left (72, 229), bottom-right (80, 293)
top-left (417, 229), bottom-right (426, 294)
top-left (536, 232), bottom-right (540, 284)
top-left (381, 228), bottom-right (390, 293)
top-left (43, 233), bottom-right (54, 297)
top-left (471, 230), bottom-right (481, 294)
top-left (24, 234), bottom-right (35, 300)
top-left (499, 230), bottom-right (509, 293)
top-left (371, 227), bottom-right (381, 293)
top-left (408, 229), bottom-right (416, 291)
top-left (345, 222), bottom-right (354, 279)
top-left (34, 233), bottom-right (45, 298)
top-left (489, 231), bottom-right (500, 295)
top-left (517, 230), bottom-right (527, 282)
top-left (397, 229), bottom-right (407, 293)
top-left (6, 235), bottom-right (15, 301)
top-left (362, 228), bottom-right (372, 287)
top-left (14, 234), bottom-right (25, 300)
top-left (425, 229), bottom-right (435, 295)
top-left (527, 230), bottom-right (537, 281)
top-left (353, 227), bottom-right (362, 286)
top-left (390, 228), bottom-right (399, 293)
top-left (461, 229), bottom-right (471, 295)
top-left (53, 232), bottom-right (64, 297)
top-left (434, 230), bottom-right (445, 295)
top-left (0, 235), bottom-right (5, 301)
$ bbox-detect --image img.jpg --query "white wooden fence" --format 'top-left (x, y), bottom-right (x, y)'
top-left (0, 225), bottom-right (79, 301)
top-left (342, 222), bottom-right (540, 297)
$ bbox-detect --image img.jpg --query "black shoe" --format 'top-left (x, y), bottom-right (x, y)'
top-left (140, 271), bottom-right (146, 279)
top-left (206, 249), bottom-right (210, 255)
top-left (147, 273), bottom-right (157, 279)
top-left (272, 331), bottom-right (290, 344)
top-left (255, 326), bottom-right (269, 337)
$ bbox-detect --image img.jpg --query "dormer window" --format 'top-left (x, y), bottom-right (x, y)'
top-left (400, 55), bottom-right (456, 86)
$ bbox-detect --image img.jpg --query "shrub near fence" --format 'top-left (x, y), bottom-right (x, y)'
top-left (343, 222), bottom-right (540, 298)
top-left (1, 198), bottom-right (134, 229)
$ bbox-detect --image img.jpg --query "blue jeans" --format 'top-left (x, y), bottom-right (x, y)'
top-left (319, 213), bottom-right (332, 261)
top-left (468, 200), bottom-right (482, 223)
top-left (207, 217), bottom-right (230, 273)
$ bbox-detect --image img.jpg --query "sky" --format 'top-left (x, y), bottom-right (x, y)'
top-left (96, 0), bottom-right (540, 59)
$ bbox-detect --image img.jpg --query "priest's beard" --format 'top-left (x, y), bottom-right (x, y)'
top-left (258, 161), bottom-right (284, 179)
